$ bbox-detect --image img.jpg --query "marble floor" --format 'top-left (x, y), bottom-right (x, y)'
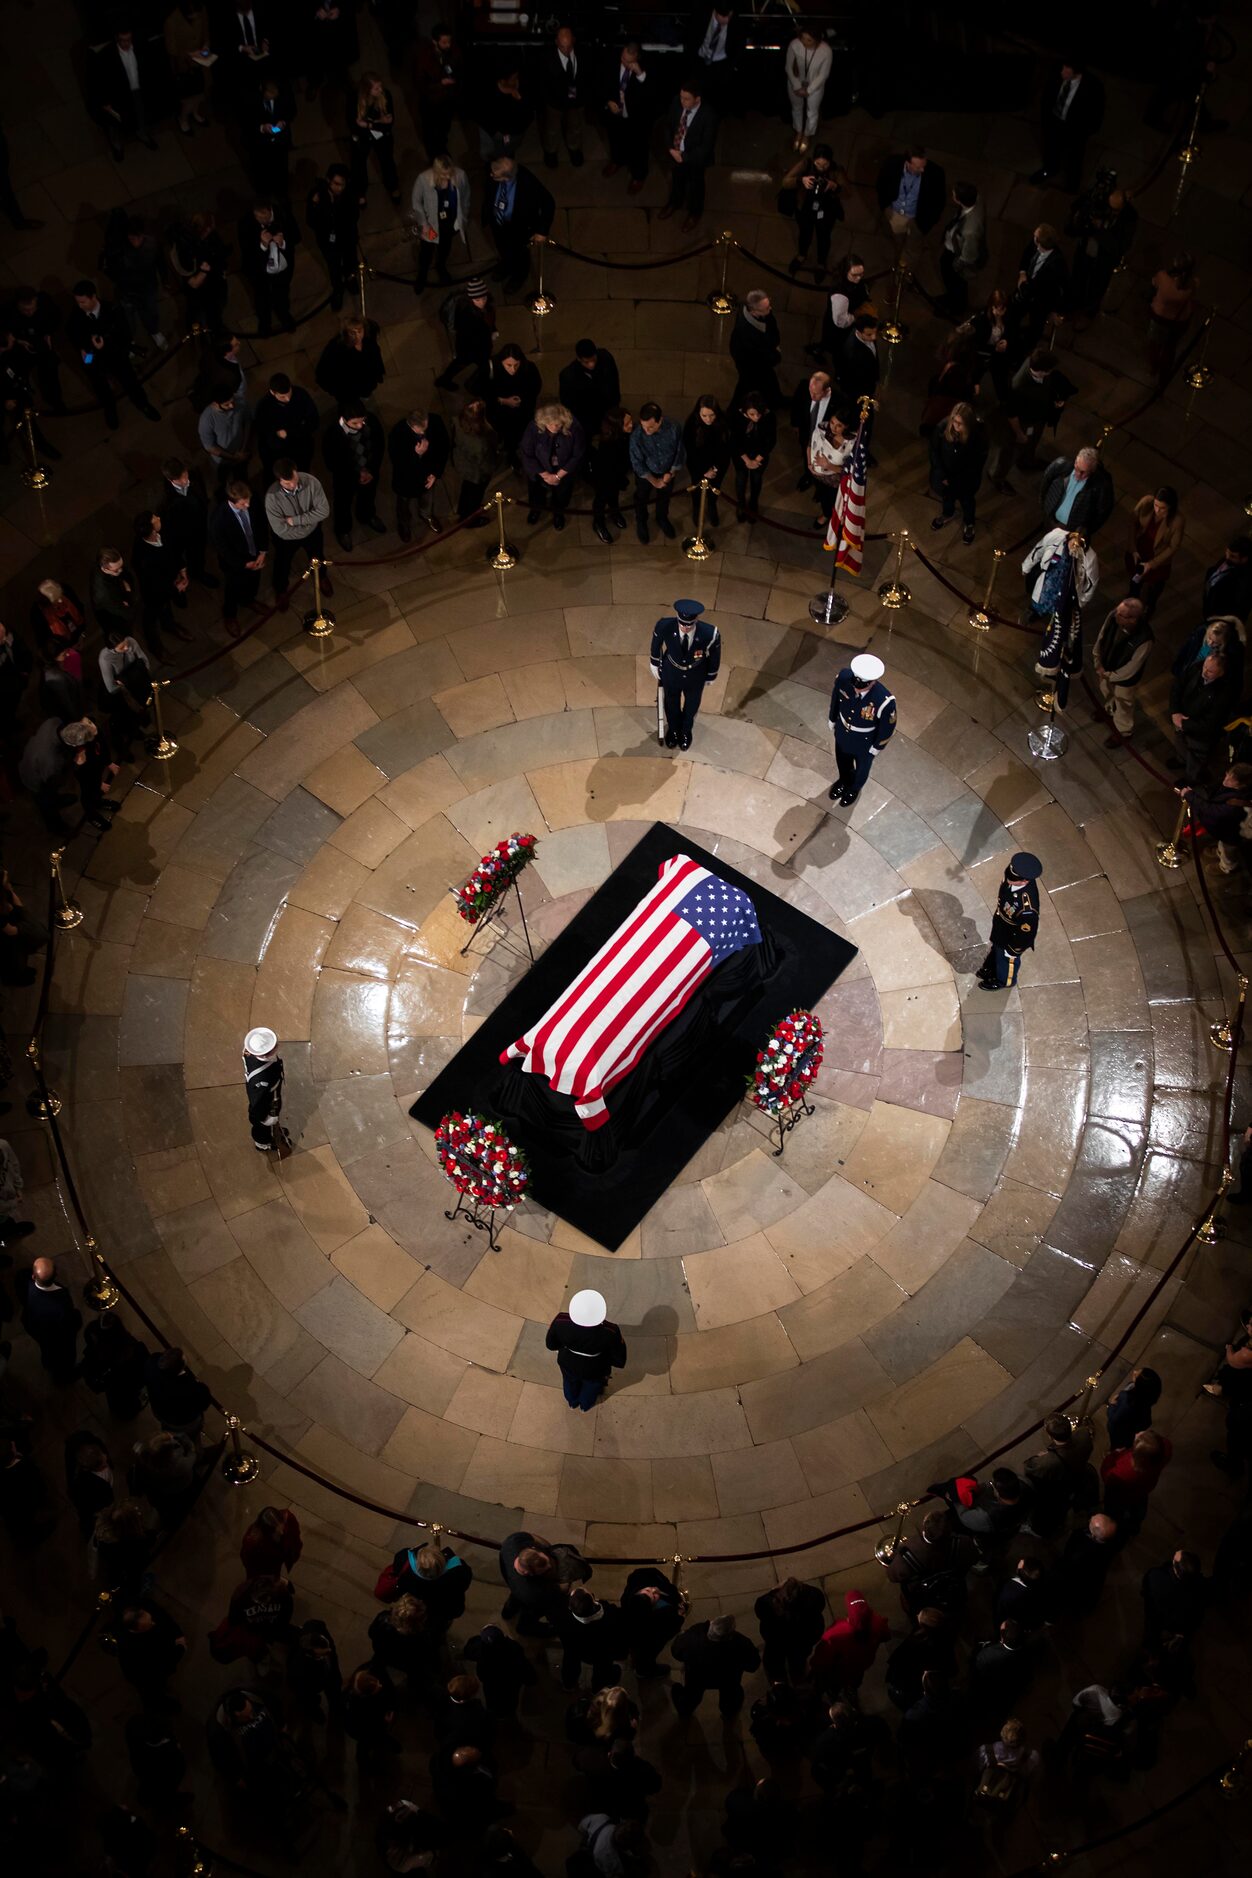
top-left (4, 9), bottom-right (1252, 1876)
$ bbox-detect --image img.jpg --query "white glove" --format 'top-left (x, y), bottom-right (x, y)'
top-left (650, 663), bottom-right (660, 680)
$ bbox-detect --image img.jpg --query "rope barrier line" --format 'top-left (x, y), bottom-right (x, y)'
top-left (1005, 1759), bottom-right (1238, 1878)
top-left (1191, 818), bottom-right (1246, 978)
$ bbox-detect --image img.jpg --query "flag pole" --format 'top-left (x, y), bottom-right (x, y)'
top-left (808, 396), bottom-right (874, 628)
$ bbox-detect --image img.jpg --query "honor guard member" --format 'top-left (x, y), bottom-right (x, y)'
top-left (650, 598), bottom-right (721, 750)
top-left (243, 1026), bottom-right (286, 1152)
top-left (546, 1289), bottom-right (628, 1412)
top-left (977, 851), bottom-right (1043, 990)
top-left (828, 652), bottom-right (897, 805)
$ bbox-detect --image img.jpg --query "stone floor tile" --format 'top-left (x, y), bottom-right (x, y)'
top-left (790, 1409), bottom-right (896, 1497)
top-left (968, 1178), bottom-right (1060, 1269)
top-left (125, 920), bottom-right (197, 983)
top-left (960, 1010), bottom-right (1026, 1105)
top-left (842, 1101), bottom-right (951, 1214)
top-left (863, 1238), bottom-right (1018, 1383)
top-left (875, 1047), bottom-right (963, 1118)
top-left (329, 1222), bottom-right (418, 1307)
top-left (739, 1339), bottom-right (895, 1445)
top-left (711, 1438), bottom-right (808, 1517)
top-left (304, 745), bottom-right (388, 817)
top-left (144, 864), bottom-right (222, 931)
top-left (761, 1481), bottom-right (877, 1579)
top-left (933, 1096), bottom-right (1018, 1202)
top-left (763, 1175), bottom-right (898, 1292)
top-left (289, 847), bottom-right (373, 920)
top-left (190, 1256), bottom-right (324, 1390)
top-left (154, 1195), bottom-right (240, 1283)
top-left (393, 1270), bottom-right (524, 1371)
top-left (507, 1380), bottom-right (598, 1457)
top-left (434, 1366), bottom-right (524, 1442)
top-left (1002, 1066), bottom-right (1090, 1196)
top-left (869, 1180), bottom-right (986, 1294)
top-left (529, 755), bottom-right (690, 832)
top-left (463, 1231), bottom-right (573, 1323)
top-left (651, 1455), bottom-right (720, 1523)
top-left (117, 974), bottom-right (189, 1067)
top-left (879, 982), bottom-right (962, 1052)
top-left (136, 1144), bottom-right (211, 1218)
top-left (186, 1085), bottom-right (284, 1219)
top-left (682, 1235), bottom-right (803, 1330)
top-left (594, 1388), bottom-right (752, 1460)
top-left (327, 797), bottom-right (412, 869)
top-left (458, 1436), bottom-right (564, 1516)
top-left (776, 1256), bottom-right (906, 1359)
top-left (323, 905), bottom-right (417, 981)
top-left (1049, 875), bottom-right (1129, 941)
top-left (864, 1337), bottom-right (1013, 1461)
top-left (294, 1272), bottom-right (405, 1378)
top-left (252, 906), bottom-right (337, 1042)
top-left (310, 971), bottom-right (391, 1081)
top-left (566, 1254), bottom-right (695, 1338)
top-left (813, 977), bottom-right (883, 1075)
top-left (639, 1184), bottom-right (727, 1260)
top-left (257, 786), bottom-right (344, 866)
top-left (972, 1244), bottom-right (1095, 1376)
top-left (236, 682), bottom-right (379, 803)
top-left (231, 1195), bottom-right (334, 1310)
top-left (668, 1316), bottom-right (797, 1393)
top-left (700, 1151), bottom-right (806, 1242)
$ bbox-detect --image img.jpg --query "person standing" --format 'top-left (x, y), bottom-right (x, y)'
top-left (682, 396), bottom-right (730, 530)
top-left (1126, 486), bottom-right (1184, 620)
top-left (809, 1589), bottom-right (891, 1699)
top-left (451, 400), bottom-right (498, 524)
top-left (538, 26), bottom-right (585, 169)
top-left (389, 408), bottom-right (450, 541)
top-left (928, 402), bottom-right (987, 545)
top-left (876, 146), bottom-right (946, 251)
top-left (827, 653), bottom-right (896, 807)
top-left (20, 1256), bottom-right (82, 1382)
top-left (754, 1578), bottom-right (826, 1684)
top-left (210, 482), bottom-right (270, 634)
top-left (254, 373), bottom-right (318, 486)
top-left (937, 183), bottom-right (987, 317)
top-left (546, 1291), bottom-right (626, 1411)
top-left (730, 392), bottom-right (775, 521)
top-left (237, 199), bottom-right (298, 338)
top-left (521, 404), bottom-right (585, 532)
top-left (242, 1026), bottom-right (285, 1152)
top-left (602, 44), bottom-right (650, 193)
top-left (630, 402), bottom-right (685, 543)
top-left (1014, 224), bottom-right (1069, 345)
top-left (350, 73), bottom-right (401, 205)
top-left (482, 156), bottom-right (554, 295)
top-left (315, 317), bottom-right (385, 407)
top-left (784, 144), bottom-right (843, 281)
top-left (1032, 57), bottom-right (1105, 192)
top-left (1067, 184), bottom-right (1137, 323)
top-left (690, 4), bottom-right (739, 115)
top-left (671, 1613), bottom-right (761, 1717)
top-left (784, 29), bottom-right (832, 150)
top-left (133, 512), bottom-right (193, 657)
top-left (589, 409), bottom-right (634, 544)
top-left (661, 83), bottom-right (716, 231)
top-left (1168, 649), bottom-right (1231, 783)
top-left (0, 1140), bottom-right (36, 1239)
top-left (976, 852), bottom-right (1043, 992)
top-left (1092, 598), bottom-right (1153, 749)
top-left (159, 459), bottom-right (217, 591)
top-left (558, 340), bottom-right (621, 440)
top-left (264, 461), bottom-right (331, 602)
top-left (305, 166), bottom-right (359, 313)
top-left (67, 280), bottom-right (160, 428)
top-left (1146, 253), bottom-right (1197, 382)
top-left (620, 1567), bottom-right (684, 1678)
top-left (1040, 446), bottom-right (1115, 538)
top-left (6, 286), bottom-right (64, 412)
top-left (729, 290), bottom-right (782, 408)
top-left (435, 278), bottom-right (496, 391)
top-left (90, 27), bottom-right (161, 159)
top-left (1020, 526), bottom-right (1098, 625)
top-left (472, 344), bottom-right (539, 468)
top-left (1201, 538), bottom-right (1252, 622)
top-left (650, 599), bottom-right (721, 751)
top-left (197, 380), bottom-right (252, 492)
top-left (411, 156), bottom-right (471, 293)
top-left (324, 402), bottom-right (386, 552)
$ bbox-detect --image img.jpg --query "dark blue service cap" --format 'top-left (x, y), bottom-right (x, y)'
top-left (673, 599), bottom-right (705, 620)
top-left (1008, 851), bottom-right (1043, 880)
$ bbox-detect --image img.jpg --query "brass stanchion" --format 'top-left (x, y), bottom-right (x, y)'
top-left (1172, 85), bottom-right (1206, 217)
top-left (873, 1499), bottom-right (913, 1567)
top-left (877, 530), bottom-right (911, 608)
top-left (50, 846), bottom-right (84, 929)
top-left (669, 1551), bottom-right (691, 1613)
top-left (880, 262), bottom-right (908, 345)
top-left (527, 237), bottom-right (555, 317)
top-left (486, 490), bottom-right (518, 570)
top-left (967, 547), bottom-right (1004, 632)
top-left (683, 478), bottom-right (714, 561)
top-left (220, 1413), bottom-right (261, 1486)
top-left (1067, 1371), bottom-right (1102, 1430)
top-left (20, 407), bottom-right (52, 490)
top-left (706, 232), bottom-right (738, 316)
top-left (1244, 494), bottom-right (1252, 522)
top-left (149, 679), bottom-right (179, 760)
top-left (1156, 799), bottom-right (1188, 869)
top-left (357, 250), bottom-right (369, 324)
top-left (1184, 306), bottom-right (1216, 391)
top-left (1196, 1167), bottom-right (1232, 1246)
top-left (25, 1038), bottom-right (63, 1120)
top-left (1220, 1737), bottom-right (1252, 1794)
top-left (1211, 973), bottom-right (1248, 1051)
top-left (1095, 423), bottom-right (1115, 454)
top-left (83, 1235), bottom-right (121, 1312)
top-left (176, 1823), bottom-right (212, 1877)
top-left (300, 556), bottom-right (335, 638)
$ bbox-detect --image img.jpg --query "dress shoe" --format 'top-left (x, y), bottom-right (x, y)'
top-left (553, 512), bottom-right (565, 531)
top-left (366, 515), bottom-right (386, 534)
top-left (636, 520), bottom-right (650, 544)
top-left (140, 401), bottom-right (161, 422)
top-left (657, 517), bottom-right (676, 539)
top-left (603, 162), bottom-right (620, 178)
top-left (827, 782), bottom-right (843, 801)
top-left (665, 729), bottom-right (678, 748)
top-left (594, 521), bottom-right (612, 544)
top-left (681, 214), bottom-right (699, 232)
top-left (627, 179), bottom-right (645, 196)
top-left (336, 532), bottom-right (353, 553)
top-left (611, 511), bottom-right (627, 530)
top-left (679, 732), bottom-right (692, 750)
top-left (931, 514), bottom-right (952, 531)
top-left (657, 205), bottom-right (677, 221)
top-left (962, 525), bottom-right (975, 544)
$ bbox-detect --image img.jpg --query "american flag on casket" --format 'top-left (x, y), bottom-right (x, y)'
top-left (500, 854), bottom-right (762, 1131)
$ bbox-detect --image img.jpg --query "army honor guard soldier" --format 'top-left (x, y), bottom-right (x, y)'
top-left (650, 597), bottom-right (721, 750)
top-left (977, 851), bottom-right (1043, 990)
top-left (828, 652), bottom-right (897, 806)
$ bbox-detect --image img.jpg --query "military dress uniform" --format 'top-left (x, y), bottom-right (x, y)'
top-left (977, 851), bottom-right (1043, 990)
top-left (828, 652), bottom-right (897, 805)
top-left (650, 597), bottom-right (721, 750)
top-left (243, 1026), bottom-right (286, 1152)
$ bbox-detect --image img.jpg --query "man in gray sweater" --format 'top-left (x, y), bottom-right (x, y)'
top-left (263, 461), bottom-right (333, 603)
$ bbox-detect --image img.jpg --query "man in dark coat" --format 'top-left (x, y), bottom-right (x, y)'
top-left (1169, 650), bottom-right (1232, 782)
top-left (1058, 1512), bottom-right (1119, 1615)
top-left (545, 1289), bottom-right (626, 1410)
top-left (236, 199), bottom-right (299, 338)
top-left (876, 147), bottom-right (946, 241)
top-left (20, 1256), bottom-right (82, 1382)
top-left (537, 24), bottom-right (586, 168)
top-left (255, 372), bottom-right (319, 485)
top-left (1015, 224), bottom-right (1069, 344)
top-left (969, 1619), bottom-right (1036, 1719)
top-left (389, 408), bottom-right (451, 541)
top-left (556, 1589), bottom-right (628, 1691)
top-left (671, 1613), bottom-right (760, 1716)
top-left (67, 280), bottom-right (159, 429)
top-left (498, 1530), bottom-right (567, 1634)
top-left (210, 481), bottom-right (270, 631)
top-left (242, 1025), bottom-right (284, 1151)
top-left (323, 401), bottom-right (386, 551)
top-left (481, 156), bottom-right (554, 294)
top-left (89, 27), bottom-right (161, 158)
top-left (1140, 1549), bottom-right (1209, 1647)
top-left (729, 290), bottom-right (782, 407)
top-left (828, 652), bottom-right (896, 807)
top-left (650, 598), bottom-right (721, 751)
top-left (660, 82), bottom-right (717, 229)
top-left (620, 1566), bottom-right (684, 1677)
top-left (1040, 447), bottom-right (1115, 537)
top-left (835, 315), bottom-right (880, 408)
top-left (1201, 538), bottom-right (1252, 621)
top-left (886, 1509), bottom-right (973, 1619)
top-left (159, 459), bottom-right (217, 590)
top-left (1033, 58), bottom-right (1105, 191)
top-left (305, 166), bottom-right (359, 313)
top-left (558, 341), bottom-right (621, 437)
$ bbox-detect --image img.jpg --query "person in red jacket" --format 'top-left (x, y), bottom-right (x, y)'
top-left (808, 1589), bottom-right (891, 1698)
top-left (239, 1505), bottom-right (303, 1578)
top-left (1100, 1431), bottom-right (1173, 1539)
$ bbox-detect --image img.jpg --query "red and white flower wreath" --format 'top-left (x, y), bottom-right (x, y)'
top-left (455, 832), bottom-right (539, 924)
top-left (750, 1010), bottom-right (824, 1117)
top-left (434, 1111), bottom-right (530, 1210)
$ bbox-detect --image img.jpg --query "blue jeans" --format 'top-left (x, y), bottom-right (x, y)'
top-left (562, 1371), bottom-right (602, 1412)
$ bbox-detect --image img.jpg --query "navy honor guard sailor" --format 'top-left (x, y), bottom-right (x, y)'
top-left (827, 652), bottom-right (897, 806)
top-left (977, 850), bottom-right (1043, 990)
top-left (650, 598), bottom-right (721, 750)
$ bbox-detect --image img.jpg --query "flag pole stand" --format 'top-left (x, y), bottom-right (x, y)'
top-left (683, 478), bottom-right (714, 560)
top-left (1028, 688), bottom-right (1068, 760)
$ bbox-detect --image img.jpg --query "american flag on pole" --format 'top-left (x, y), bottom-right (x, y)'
top-left (823, 414), bottom-right (869, 570)
top-left (500, 855), bottom-right (761, 1130)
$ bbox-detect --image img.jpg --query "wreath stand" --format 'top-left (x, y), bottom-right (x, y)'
top-left (763, 1094), bottom-right (817, 1160)
top-left (443, 1191), bottom-right (510, 1252)
top-left (454, 872), bottom-right (535, 965)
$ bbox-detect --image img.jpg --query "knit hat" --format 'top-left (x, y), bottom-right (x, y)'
top-left (464, 277), bottom-right (489, 298)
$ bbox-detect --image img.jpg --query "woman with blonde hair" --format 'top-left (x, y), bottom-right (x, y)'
top-left (31, 578), bottom-right (86, 652)
top-left (315, 315), bottom-right (386, 404)
top-left (350, 72), bottom-right (400, 205)
top-left (520, 401), bottom-right (586, 530)
top-left (928, 399), bottom-right (988, 545)
top-left (411, 153), bottom-right (472, 292)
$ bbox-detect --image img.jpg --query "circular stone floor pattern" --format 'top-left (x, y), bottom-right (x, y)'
top-left (44, 523), bottom-right (1238, 1587)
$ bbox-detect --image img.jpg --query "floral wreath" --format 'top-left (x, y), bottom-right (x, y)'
top-left (455, 832), bottom-right (539, 924)
top-left (434, 1111), bottom-right (530, 1209)
top-left (749, 1010), bottom-right (824, 1116)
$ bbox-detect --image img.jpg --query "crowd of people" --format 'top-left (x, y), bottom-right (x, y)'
top-left (3, 1251), bottom-right (1251, 1872)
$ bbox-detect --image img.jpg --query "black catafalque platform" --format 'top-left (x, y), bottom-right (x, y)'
top-left (412, 823), bottom-right (857, 1250)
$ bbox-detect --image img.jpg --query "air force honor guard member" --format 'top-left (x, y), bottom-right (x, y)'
top-left (828, 652), bottom-right (897, 805)
top-left (650, 598), bottom-right (721, 750)
top-left (977, 851), bottom-right (1043, 990)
